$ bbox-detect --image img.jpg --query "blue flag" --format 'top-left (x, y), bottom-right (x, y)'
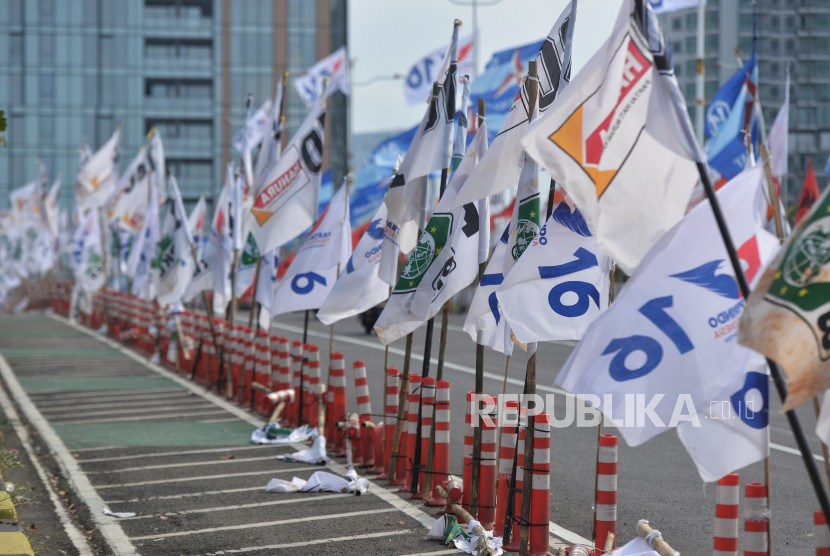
top-left (705, 51), bottom-right (758, 180)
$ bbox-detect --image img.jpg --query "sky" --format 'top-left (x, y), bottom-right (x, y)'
top-left (348, 0), bottom-right (623, 134)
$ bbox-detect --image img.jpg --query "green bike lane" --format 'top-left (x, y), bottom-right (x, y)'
top-left (0, 313), bottom-right (444, 555)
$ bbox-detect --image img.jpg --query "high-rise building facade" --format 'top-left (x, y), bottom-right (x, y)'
top-left (0, 0), bottom-right (348, 210)
top-left (661, 0), bottom-right (830, 207)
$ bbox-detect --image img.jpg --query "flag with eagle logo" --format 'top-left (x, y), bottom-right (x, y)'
top-left (374, 118), bottom-right (488, 345)
top-left (520, 0), bottom-right (701, 273)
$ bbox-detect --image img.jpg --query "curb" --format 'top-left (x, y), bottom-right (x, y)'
top-left (0, 472), bottom-right (34, 556)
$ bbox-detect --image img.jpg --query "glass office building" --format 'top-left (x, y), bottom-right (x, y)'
top-left (661, 0), bottom-right (830, 207)
top-left (0, 0), bottom-right (348, 210)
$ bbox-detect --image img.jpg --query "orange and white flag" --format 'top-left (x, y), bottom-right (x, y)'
top-left (521, 0), bottom-right (700, 273)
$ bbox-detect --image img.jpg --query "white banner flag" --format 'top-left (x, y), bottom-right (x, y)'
top-left (156, 176), bottom-right (195, 307)
top-left (403, 35), bottom-right (474, 106)
top-left (317, 202), bottom-right (390, 326)
top-left (246, 96), bottom-right (326, 256)
top-left (269, 184), bottom-right (351, 316)
top-left (294, 46), bottom-right (349, 107)
top-left (521, 0), bottom-right (701, 273)
top-left (497, 202), bottom-right (611, 344)
top-left (556, 166), bottom-right (779, 446)
top-left (76, 128), bottom-right (120, 210)
top-left (649, 0), bottom-right (702, 13)
top-left (107, 148), bottom-right (152, 232)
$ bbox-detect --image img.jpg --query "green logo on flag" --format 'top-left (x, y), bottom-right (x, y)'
top-left (240, 232), bottom-right (260, 266)
top-left (152, 235), bottom-right (172, 269)
top-left (769, 194), bottom-right (830, 313)
top-left (512, 194), bottom-right (540, 261)
top-left (395, 213), bottom-right (453, 293)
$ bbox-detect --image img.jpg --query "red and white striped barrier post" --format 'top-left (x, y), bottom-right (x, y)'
top-left (304, 344), bottom-right (321, 428)
top-left (714, 473), bottom-right (740, 556)
top-left (415, 377), bottom-right (436, 499)
top-left (478, 394), bottom-right (498, 532)
top-left (425, 379), bottom-right (450, 506)
top-left (354, 360), bottom-right (374, 468)
top-left (398, 373), bottom-right (421, 492)
top-left (502, 415), bottom-right (526, 552)
top-left (744, 482), bottom-right (769, 556)
top-left (595, 433), bottom-right (618, 552)
top-left (241, 327), bottom-right (256, 404)
top-left (269, 335), bottom-right (283, 392)
top-left (815, 511), bottom-right (830, 555)
top-left (326, 352), bottom-right (346, 451)
top-left (528, 412), bottom-right (552, 556)
top-left (210, 317), bottom-right (224, 386)
top-left (495, 400), bottom-right (519, 534)
top-left (254, 329), bottom-right (271, 413)
top-left (463, 390), bottom-right (475, 512)
top-left (377, 367), bottom-right (399, 480)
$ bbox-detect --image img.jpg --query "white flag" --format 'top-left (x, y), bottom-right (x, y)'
top-left (234, 232), bottom-right (261, 298)
top-left (232, 100), bottom-right (272, 155)
top-left (253, 80), bottom-right (286, 192)
top-left (375, 120), bottom-right (489, 345)
top-left (107, 148), bottom-right (152, 232)
top-left (677, 353), bottom-right (769, 482)
top-left (294, 46), bottom-right (349, 106)
top-left (269, 184), bottom-right (351, 316)
top-left (463, 223), bottom-right (514, 355)
top-left (127, 185), bottom-right (160, 300)
top-left (521, 0), bottom-right (701, 273)
top-left (76, 128), bottom-right (120, 210)
top-left (556, 166), bottom-right (779, 446)
top-left (767, 68), bottom-right (789, 180)
top-left (246, 96), bottom-right (326, 256)
top-left (317, 202), bottom-right (390, 326)
top-left (9, 181), bottom-right (41, 227)
top-left (403, 35), bottom-right (474, 106)
top-left (156, 176), bottom-right (195, 307)
top-left (73, 209), bottom-right (107, 293)
top-left (452, 2), bottom-right (573, 208)
top-left (255, 248), bottom-right (280, 330)
top-left (497, 202), bottom-right (611, 345)
top-left (147, 130), bottom-right (166, 203)
top-left (188, 195), bottom-right (208, 250)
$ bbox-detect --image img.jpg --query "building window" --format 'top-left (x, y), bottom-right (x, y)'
top-left (39, 33), bottom-right (54, 64)
top-left (39, 115), bottom-right (54, 142)
top-left (672, 18), bottom-right (682, 31)
top-left (685, 36), bottom-right (696, 52)
top-left (39, 0), bottom-right (54, 23)
top-left (10, 33), bottom-right (23, 66)
top-left (39, 74), bottom-right (54, 100)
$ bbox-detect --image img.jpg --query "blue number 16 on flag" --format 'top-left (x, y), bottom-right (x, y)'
top-left (537, 246), bottom-right (601, 318)
top-left (603, 296), bottom-right (694, 382)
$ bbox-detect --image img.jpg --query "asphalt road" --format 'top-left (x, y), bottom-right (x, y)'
top-left (0, 309), bottom-right (825, 554)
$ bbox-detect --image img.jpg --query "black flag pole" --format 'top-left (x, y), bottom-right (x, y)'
top-left (633, 0), bottom-right (830, 530)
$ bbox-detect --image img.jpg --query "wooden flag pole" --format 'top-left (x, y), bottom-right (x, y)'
top-left (389, 332), bottom-right (414, 483)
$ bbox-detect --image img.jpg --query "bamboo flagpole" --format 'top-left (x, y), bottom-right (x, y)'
top-left (633, 0), bottom-right (830, 532)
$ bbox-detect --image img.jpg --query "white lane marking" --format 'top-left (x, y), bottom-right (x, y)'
top-left (399, 551), bottom-right (460, 556)
top-left (128, 508), bottom-right (393, 541)
top-left (55, 408), bottom-right (231, 426)
top-left (105, 485), bottom-right (264, 503)
top-left (549, 521), bottom-right (594, 547)
top-left (85, 455), bottom-right (277, 474)
top-left (43, 402), bottom-right (217, 419)
top-left (0, 352), bottom-right (138, 554)
top-left (0, 363), bottom-right (95, 556)
top-left (771, 441), bottom-right (826, 462)
top-left (204, 529), bottom-right (414, 554)
top-left (93, 465), bottom-right (319, 488)
top-left (128, 493), bottom-right (347, 520)
top-left (78, 445), bottom-right (266, 464)
top-left (39, 398), bottom-right (210, 413)
top-left (27, 388), bottom-right (185, 400)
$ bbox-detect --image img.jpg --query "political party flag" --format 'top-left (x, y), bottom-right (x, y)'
top-left (255, 248), bottom-right (279, 330)
top-left (521, 0), bottom-right (701, 273)
top-left (649, 0), bottom-right (701, 13)
top-left (76, 128), bottom-right (120, 210)
top-left (738, 180), bottom-right (830, 411)
top-left (767, 67), bottom-right (789, 180)
top-left (294, 46), bottom-right (349, 107)
top-left (386, 20), bottom-right (460, 235)
top-left (246, 96), bottom-right (326, 256)
top-left (253, 79), bottom-right (286, 192)
top-left (107, 148), bottom-right (153, 232)
top-left (188, 195), bottom-right (207, 250)
top-left (795, 159), bottom-right (819, 226)
top-left (317, 202), bottom-right (390, 325)
top-left (504, 152), bottom-right (540, 277)
top-left (9, 181), bottom-right (41, 227)
top-left (44, 178), bottom-right (61, 241)
top-left (234, 231), bottom-right (261, 298)
top-left (463, 223), bottom-right (514, 355)
top-left (557, 166), bottom-right (779, 446)
top-left (127, 185), bottom-right (160, 300)
top-left (232, 99), bottom-right (272, 157)
top-left (374, 119), bottom-right (488, 344)
top-left (155, 175), bottom-right (195, 307)
top-left (705, 51), bottom-right (759, 180)
top-left (73, 209), bottom-right (107, 293)
top-left (497, 202), bottom-right (611, 345)
top-left (403, 34), bottom-right (474, 106)
top-left (452, 1), bottom-right (573, 208)
top-left (677, 353), bottom-right (769, 482)
top-left (269, 184), bottom-right (351, 316)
